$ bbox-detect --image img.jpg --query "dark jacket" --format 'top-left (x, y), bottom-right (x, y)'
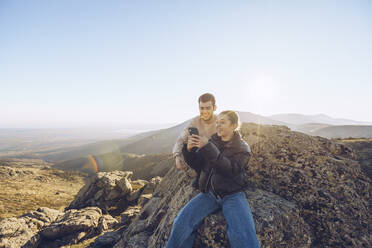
top-left (182, 131), bottom-right (251, 198)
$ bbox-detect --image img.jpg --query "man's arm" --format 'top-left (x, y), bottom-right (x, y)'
top-left (172, 120), bottom-right (194, 170)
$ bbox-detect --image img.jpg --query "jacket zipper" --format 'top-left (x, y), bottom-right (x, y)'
top-left (205, 168), bottom-right (213, 193)
top-left (210, 177), bottom-right (222, 199)
top-left (207, 168), bottom-right (222, 199)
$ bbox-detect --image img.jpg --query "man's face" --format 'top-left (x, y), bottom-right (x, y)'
top-left (199, 101), bottom-right (215, 121)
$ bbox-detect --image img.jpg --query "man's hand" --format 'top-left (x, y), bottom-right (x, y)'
top-left (175, 156), bottom-right (186, 170)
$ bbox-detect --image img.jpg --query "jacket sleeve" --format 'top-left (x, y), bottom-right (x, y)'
top-left (182, 144), bottom-right (205, 171)
top-left (197, 141), bottom-right (251, 177)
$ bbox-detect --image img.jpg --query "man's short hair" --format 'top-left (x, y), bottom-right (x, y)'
top-left (198, 93), bottom-right (216, 106)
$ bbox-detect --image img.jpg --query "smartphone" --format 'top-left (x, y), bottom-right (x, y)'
top-left (188, 127), bottom-right (199, 136)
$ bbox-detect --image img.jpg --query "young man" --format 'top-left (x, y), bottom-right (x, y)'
top-left (172, 93), bottom-right (217, 172)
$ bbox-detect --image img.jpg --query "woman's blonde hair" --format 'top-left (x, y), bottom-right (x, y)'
top-left (219, 110), bottom-right (241, 131)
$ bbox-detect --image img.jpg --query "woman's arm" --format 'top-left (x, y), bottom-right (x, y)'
top-left (182, 144), bottom-right (205, 171)
top-left (197, 141), bottom-right (251, 177)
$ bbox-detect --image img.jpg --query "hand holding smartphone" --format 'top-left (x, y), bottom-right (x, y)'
top-left (188, 127), bottom-right (199, 136)
top-left (187, 127), bottom-right (199, 151)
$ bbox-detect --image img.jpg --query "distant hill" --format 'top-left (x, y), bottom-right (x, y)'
top-left (292, 123), bottom-right (333, 134)
top-left (120, 121), bottom-right (189, 155)
top-left (53, 151), bottom-right (173, 180)
top-left (310, 125), bottom-right (372, 139)
top-left (269, 113), bottom-right (372, 126)
top-left (237, 111), bottom-right (290, 126)
top-left (6, 129), bottom-right (159, 162)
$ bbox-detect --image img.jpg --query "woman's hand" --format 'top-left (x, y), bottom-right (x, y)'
top-left (187, 135), bottom-right (199, 151)
top-left (187, 135), bottom-right (209, 151)
top-left (187, 134), bottom-right (208, 151)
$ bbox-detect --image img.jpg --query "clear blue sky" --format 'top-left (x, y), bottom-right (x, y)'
top-left (1, 0), bottom-right (371, 128)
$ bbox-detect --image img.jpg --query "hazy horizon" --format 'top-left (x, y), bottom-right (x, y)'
top-left (1, 1), bottom-right (371, 127)
top-left (1, 111), bottom-right (371, 129)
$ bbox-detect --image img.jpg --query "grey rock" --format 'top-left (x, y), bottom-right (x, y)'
top-left (120, 206), bottom-right (142, 225)
top-left (67, 171), bottom-right (134, 216)
top-left (115, 177), bottom-right (132, 195)
top-left (138, 194), bottom-right (152, 207)
top-left (40, 207), bottom-right (102, 239)
top-left (92, 231), bottom-right (121, 248)
top-left (130, 179), bottom-right (148, 189)
top-left (0, 207), bottom-right (62, 248)
top-left (142, 176), bottom-right (162, 194)
top-left (126, 189), bottom-right (142, 202)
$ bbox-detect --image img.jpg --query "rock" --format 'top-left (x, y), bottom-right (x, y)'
top-left (96, 171), bottom-right (133, 189)
top-left (120, 206), bottom-right (142, 225)
top-left (131, 179), bottom-right (148, 189)
top-left (40, 207), bottom-right (103, 240)
top-left (38, 207), bottom-right (119, 247)
top-left (127, 189), bottom-right (143, 202)
top-left (138, 194), bottom-right (152, 207)
top-left (0, 207), bottom-right (62, 248)
top-left (99, 214), bottom-right (119, 231)
top-left (105, 189), bottom-right (121, 201)
top-left (66, 171), bottom-right (134, 216)
top-left (142, 176), bottom-right (162, 194)
top-left (91, 231), bottom-right (121, 248)
top-left (115, 177), bottom-right (132, 195)
top-left (114, 123), bottom-right (371, 248)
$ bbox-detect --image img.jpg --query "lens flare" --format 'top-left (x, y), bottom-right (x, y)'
top-left (82, 155), bottom-right (99, 173)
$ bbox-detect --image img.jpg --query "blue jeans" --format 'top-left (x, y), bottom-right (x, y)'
top-left (165, 191), bottom-right (261, 248)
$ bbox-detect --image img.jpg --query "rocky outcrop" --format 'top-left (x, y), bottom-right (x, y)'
top-left (66, 171), bottom-right (161, 216)
top-left (0, 170), bottom-right (162, 248)
top-left (0, 206), bottom-right (120, 248)
top-left (114, 123), bottom-right (371, 248)
top-left (114, 167), bottom-right (313, 248)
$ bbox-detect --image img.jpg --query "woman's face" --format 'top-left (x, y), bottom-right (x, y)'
top-left (216, 114), bottom-right (236, 139)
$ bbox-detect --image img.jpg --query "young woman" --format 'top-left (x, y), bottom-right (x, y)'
top-left (166, 111), bottom-right (260, 248)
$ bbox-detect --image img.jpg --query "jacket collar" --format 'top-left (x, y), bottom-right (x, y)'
top-left (211, 131), bottom-right (242, 149)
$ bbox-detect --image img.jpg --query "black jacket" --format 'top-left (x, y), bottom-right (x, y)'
top-left (182, 131), bottom-right (251, 198)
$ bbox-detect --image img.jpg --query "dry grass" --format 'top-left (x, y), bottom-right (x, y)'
top-left (0, 160), bottom-right (86, 221)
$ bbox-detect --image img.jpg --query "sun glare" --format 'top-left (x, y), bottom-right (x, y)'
top-left (249, 76), bottom-right (277, 100)
top-left (243, 75), bottom-right (279, 113)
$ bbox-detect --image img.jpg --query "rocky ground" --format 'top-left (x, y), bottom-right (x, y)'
top-left (0, 168), bottom-right (162, 247)
top-left (338, 138), bottom-right (372, 181)
top-left (0, 123), bottom-right (371, 247)
top-left (0, 159), bottom-right (86, 221)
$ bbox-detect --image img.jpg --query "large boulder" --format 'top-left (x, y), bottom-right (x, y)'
top-left (114, 123), bottom-right (371, 248)
top-left (0, 207), bottom-right (62, 248)
top-left (66, 171), bottom-right (135, 216)
top-left (39, 207), bottom-right (118, 247)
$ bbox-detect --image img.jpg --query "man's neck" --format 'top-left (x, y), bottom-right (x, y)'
top-left (200, 115), bottom-right (215, 124)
